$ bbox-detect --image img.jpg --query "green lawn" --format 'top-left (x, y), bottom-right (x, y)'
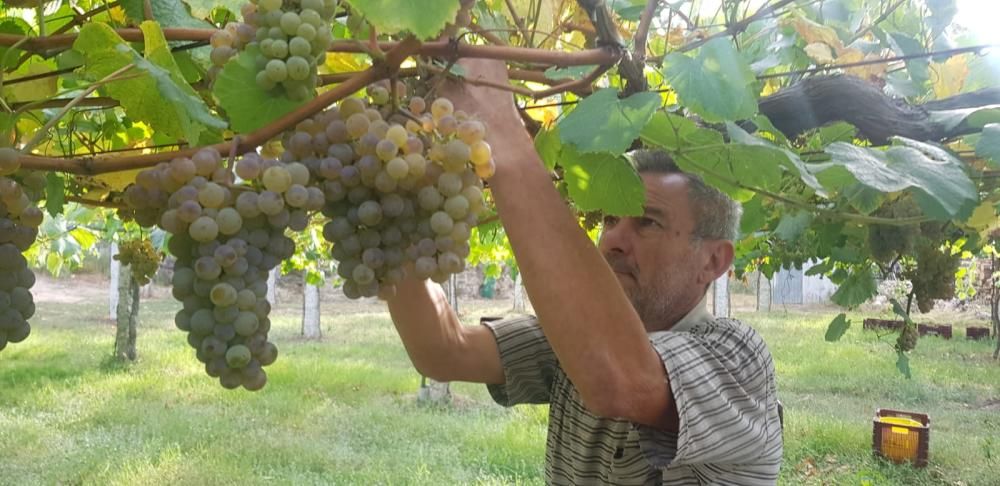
top-left (1, 292), bottom-right (998, 485)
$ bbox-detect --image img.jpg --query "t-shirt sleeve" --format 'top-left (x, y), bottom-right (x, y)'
top-left (482, 315), bottom-right (559, 406)
top-left (635, 320), bottom-right (782, 470)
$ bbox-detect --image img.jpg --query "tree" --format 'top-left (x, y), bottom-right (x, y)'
top-left (1, 0), bottom-right (998, 377)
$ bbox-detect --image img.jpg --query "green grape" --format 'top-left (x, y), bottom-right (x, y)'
top-left (385, 157), bottom-right (409, 180)
top-left (430, 211), bottom-right (454, 236)
top-left (385, 124), bottom-right (408, 147)
top-left (431, 98), bottom-right (454, 119)
top-left (0, 148), bottom-right (20, 176)
top-left (286, 56), bottom-right (311, 81)
top-left (226, 344), bottom-right (252, 368)
top-left (265, 59), bottom-right (288, 82)
top-left (296, 22), bottom-right (317, 41)
top-left (470, 140), bottom-right (492, 166)
top-left (262, 166), bottom-right (293, 193)
top-left (358, 200), bottom-right (383, 226)
top-left (189, 216), bottom-right (220, 242)
top-left (280, 11), bottom-right (302, 35)
top-left (289, 36), bottom-right (311, 57)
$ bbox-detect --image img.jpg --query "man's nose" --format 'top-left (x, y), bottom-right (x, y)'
top-left (598, 220), bottom-right (634, 255)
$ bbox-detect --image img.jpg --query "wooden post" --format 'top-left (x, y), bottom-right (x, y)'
top-left (266, 267), bottom-right (278, 307)
top-left (301, 275), bottom-right (321, 339)
top-left (114, 262), bottom-right (138, 361)
top-left (756, 271), bottom-right (772, 312)
top-left (418, 275), bottom-right (456, 404)
top-left (512, 270), bottom-right (526, 313)
top-left (713, 273), bottom-right (731, 318)
top-left (109, 241), bottom-right (119, 321)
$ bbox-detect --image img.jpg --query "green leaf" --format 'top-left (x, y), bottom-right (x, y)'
top-left (831, 266), bottom-right (877, 308)
top-left (774, 210), bottom-right (813, 241)
top-left (534, 125), bottom-right (562, 171)
top-left (895, 350), bottom-right (912, 379)
top-left (561, 145), bottom-right (645, 216)
top-left (559, 89), bottom-right (661, 154)
top-left (182, 0), bottom-right (244, 18)
top-left (663, 37), bottom-right (758, 122)
top-left (824, 313), bottom-right (851, 342)
top-left (213, 45), bottom-right (307, 133)
top-left (739, 196), bottom-right (767, 236)
top-left (345, 0), bottom-right (460, 39)
top-left (726, 122), bottom-right (826, 196)
top-left (0, 17), bottom-right (31, 70)
top-left (44, 173), bottom-right (65, 217)
top-left (640, 112), bottom-right (723, 151)
top-left (122, 0), bottom-right (212, 29)
top-left (74, 23), bottom-right (215, 143)
top-left (131, 21), bottom-right (227, 142)
top-left (889, 297), bottom-right (913, 324)
top-left (976, 124), bottom-right (1000, 167)
top-left (818, 138), bottom-right (978, 220)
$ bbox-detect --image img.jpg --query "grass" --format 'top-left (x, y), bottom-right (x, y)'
top-left (1, 291), bottom-right (998, 485)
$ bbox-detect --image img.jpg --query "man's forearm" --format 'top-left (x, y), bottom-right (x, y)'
top-left (488, 129), bottom-right (668, 416)
top-left (386, 277), bottom-right (464, 377)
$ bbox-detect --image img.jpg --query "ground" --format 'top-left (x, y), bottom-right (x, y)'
top-left (1, 274), bottom-right (998, 485)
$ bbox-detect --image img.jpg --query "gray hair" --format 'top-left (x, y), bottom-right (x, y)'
top-left (629, 150), bottom-right (742, 242)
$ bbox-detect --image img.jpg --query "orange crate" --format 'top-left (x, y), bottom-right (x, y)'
top-left (872, 408), bottom-right (930, 467)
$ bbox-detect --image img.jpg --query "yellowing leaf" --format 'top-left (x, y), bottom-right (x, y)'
top-left (324, 52), bottom-right (369, 73)
top-left (788, 16), bottom-right (844, 52)
top-left (109, 5), bottom-right (127, 23)
top-left (94, 168), bottom-right (144, 192)
top-left (666, 27), bottom-right (686, 48)
top-left (932, 55), bottom-right (969, 99)
top-left (2, 61), bottom-right (58, 102)
top-left (804, 42), bottom-right (835, 64)
top-left (838, 49), bottom-right (888, 80)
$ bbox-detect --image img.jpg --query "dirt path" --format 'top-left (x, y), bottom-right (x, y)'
top-left (32, 273), bottom-right (110, 304)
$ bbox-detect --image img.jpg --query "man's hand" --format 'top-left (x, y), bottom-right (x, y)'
top-left (438, 59), bottom-right (534, 172)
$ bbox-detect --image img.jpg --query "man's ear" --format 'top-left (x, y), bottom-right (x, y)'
top-left (701, 240), bottom-right (735, 285)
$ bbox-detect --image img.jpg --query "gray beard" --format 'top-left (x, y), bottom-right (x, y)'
top-left (624, 284), bottom-right (675, 330)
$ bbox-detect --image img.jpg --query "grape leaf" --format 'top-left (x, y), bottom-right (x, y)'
top-left (640, 112), bottom-right (723, 151)
top-left (44, 173), bottom-right (65, 217)
top-left (0, 17), bottom-right (31, 70)
top-left (182, 0), bottom-right (244, 18)
top-left (74, 23), bottom-right (218, 143)
top-left (895, 350), bottom-right (912, 379)
top-left (533, 125), bottom-right (562, 171)
top-left (561, 145), bottom-right (645, 216)
top-left (976, 123), bottom-right (1000, 167)
top-left (774, 211), bottom-right (813, 241)
top-left (344, 0), bottom-right (460, 40)
top-left (544, 65), bottom-right (599, 81)
top-left (817, 138), bottom-right (978, 220)
top-left (213, 45), bottom-right (307, 134)
top-left (121, 0), bottom-right (211, 29)
top-left (663, 38), bottom-right (758, 122)
top-left (830, 266), bottom-right (876, 308)
top-left (726, 123), bottom-right (826, 196)
top-left (134, 21), bottom-right (226, 143)
top-left (824, 313), bottom-right (851, 342)
top-left (559, 89), bottom-right (660, 155)
top-left (739, 196), bottom-right (767, 236)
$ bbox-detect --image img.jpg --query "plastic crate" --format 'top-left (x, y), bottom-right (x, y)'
top-left (873, 408), bottom-right (930, 467)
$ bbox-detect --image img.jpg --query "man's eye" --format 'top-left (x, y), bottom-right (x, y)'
top-left (603, 216), bottom-right (619, 226)
top-left (638, 217), bottom-right (659, 228)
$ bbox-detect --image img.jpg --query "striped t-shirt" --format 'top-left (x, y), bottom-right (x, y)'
top-left (483, 303), bottom-right (783, 485)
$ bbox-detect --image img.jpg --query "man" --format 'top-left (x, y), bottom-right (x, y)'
top-left (386, 60), bottom-right (783, 485)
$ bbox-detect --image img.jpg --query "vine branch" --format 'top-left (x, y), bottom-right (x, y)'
top-left (18, 38), bottom-right (424, 175)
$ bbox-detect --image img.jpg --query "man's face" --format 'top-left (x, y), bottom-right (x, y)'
top-left (597, 173), bottom-right (705, 329)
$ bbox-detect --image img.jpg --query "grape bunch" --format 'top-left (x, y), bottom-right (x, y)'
top-left (896, 323), bottom-right (919, 352)
top-left (238, 0), bottom-right (339, 100)
top-left (114, 239), bottom-right (162, 286)
top-left (0, 148), bottom-right (43, 352)
top-left (903, 242), bottom-right (961, 313)
top-left (125, 148), bottom-right (322, 390)
top-left (278, 90), bottom-right (494, 299)
top-left (867, 197), bottom-right (920, 264)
